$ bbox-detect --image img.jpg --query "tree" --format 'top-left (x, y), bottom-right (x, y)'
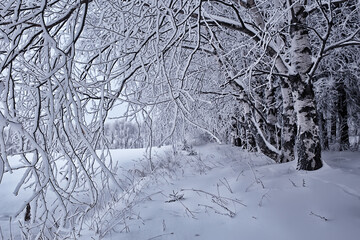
top-left (0, 0), bottom-right (124, 237)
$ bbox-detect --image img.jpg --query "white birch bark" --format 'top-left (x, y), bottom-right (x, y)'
top-left (289, 2), bottom-right (322, 170)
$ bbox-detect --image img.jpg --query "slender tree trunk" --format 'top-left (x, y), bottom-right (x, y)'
top-left (289, 3), bottom-right (322, 170)
top-left (231, 117), bottom-right (242, 147)
top-left (265, 83), bottom-right (278, 147)
top-left (336, 82), bottom-right (349, 150)
top-left (326, 109), bottom-right (333, 148)
top-left (279, 79), bottom-right (296, 163)
top-left (335, 114), bottom-right (341, 151)
top-left (318, 112), bottom-right (328, 150)
top-left (243, 103), bottom-right (257, 152)
top-left (250, 118), bottom-right (280, 160)
top-left (243, 99), bottom-right (280, 160)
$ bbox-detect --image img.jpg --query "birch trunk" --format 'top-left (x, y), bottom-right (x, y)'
top-left (289, 3), bottom-right (322, 170)
top-left (244, 100), bottom-right (280, 160)
top-left (279, 80), bottom-right (296, 163)
top-left (265, 84), bottom-right (278, 147)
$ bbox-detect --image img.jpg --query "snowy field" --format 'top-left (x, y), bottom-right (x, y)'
top-left (1, 144), bottom-right (360, 240)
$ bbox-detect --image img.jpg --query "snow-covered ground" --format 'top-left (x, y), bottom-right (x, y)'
top-left (1, 144), bottom-right (360, 239)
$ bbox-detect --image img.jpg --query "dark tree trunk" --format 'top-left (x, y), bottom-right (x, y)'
top-left (318, 112), bottom-right (329, 150)
top-left (231, 117), bottom-right (242, 147)
top-left (265, 83), bottom-right (278, 147)
top-left (336, 81), bottom-right (349, 150)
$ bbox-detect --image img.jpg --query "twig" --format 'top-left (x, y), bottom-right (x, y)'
top-left (219, 177), bottom-right (233, 193)
top-left (178, 200), bottom-right (197, 219)
top-left (310, 211), bottom-right (328, 221)
top-left (120, 218), bottom-right (130, 233)
top-left (247, 162), bottom-right (265, 189)
top-left (236, 169), bottom-right (245, 181)
top-left (198, 204), bottom-right (234, 218)
top-left (211, 198), bottom-right (236, 217)
top-left (245, 181), bottom-right (255, 192)
top-left (181, 188), bottom-right (247, 207)
top-left (289, 178), bottom-right (297, 187)
top-left (258, 191), bottom-right (270, 207)
top-left (165, 190), bottom-right (184, 203)
top-left (147, 232), bottom-right (174, 240)
top-left (9, 216), bottom-right (13, 240)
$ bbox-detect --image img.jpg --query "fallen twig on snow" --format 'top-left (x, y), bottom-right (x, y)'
top-left (310, 211), bottom-right (329, 221)
top-left (180, 188), bottom-right (247, 207)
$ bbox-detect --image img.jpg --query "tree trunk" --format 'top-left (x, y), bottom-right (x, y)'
top-left (265, 83), bottom-right (278, 147)
top-left (336, 82), bottom-right (349, 150)
top-left (291, 75), bottom-right (322, 170)
top-left (289, 3), bottom-right (322, 170)
top-left (243, 100), bottom-right (280, 161)
top-left (326, 109), bottom-right (333, 149)
top-left (318, 112), bottom-right (328, 150)
top-left (231, 117), bottom-right (242, 147)
top-left (243, 103), bottom-right (258, 152)
top-left (279, 79), bottom-right (296, 163)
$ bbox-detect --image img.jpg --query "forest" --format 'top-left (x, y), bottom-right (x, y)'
top-left (0, 0), bottom-right (359, 239)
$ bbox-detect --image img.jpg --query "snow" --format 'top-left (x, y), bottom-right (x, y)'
top-left (1, 144), bottom-right (360, 239)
